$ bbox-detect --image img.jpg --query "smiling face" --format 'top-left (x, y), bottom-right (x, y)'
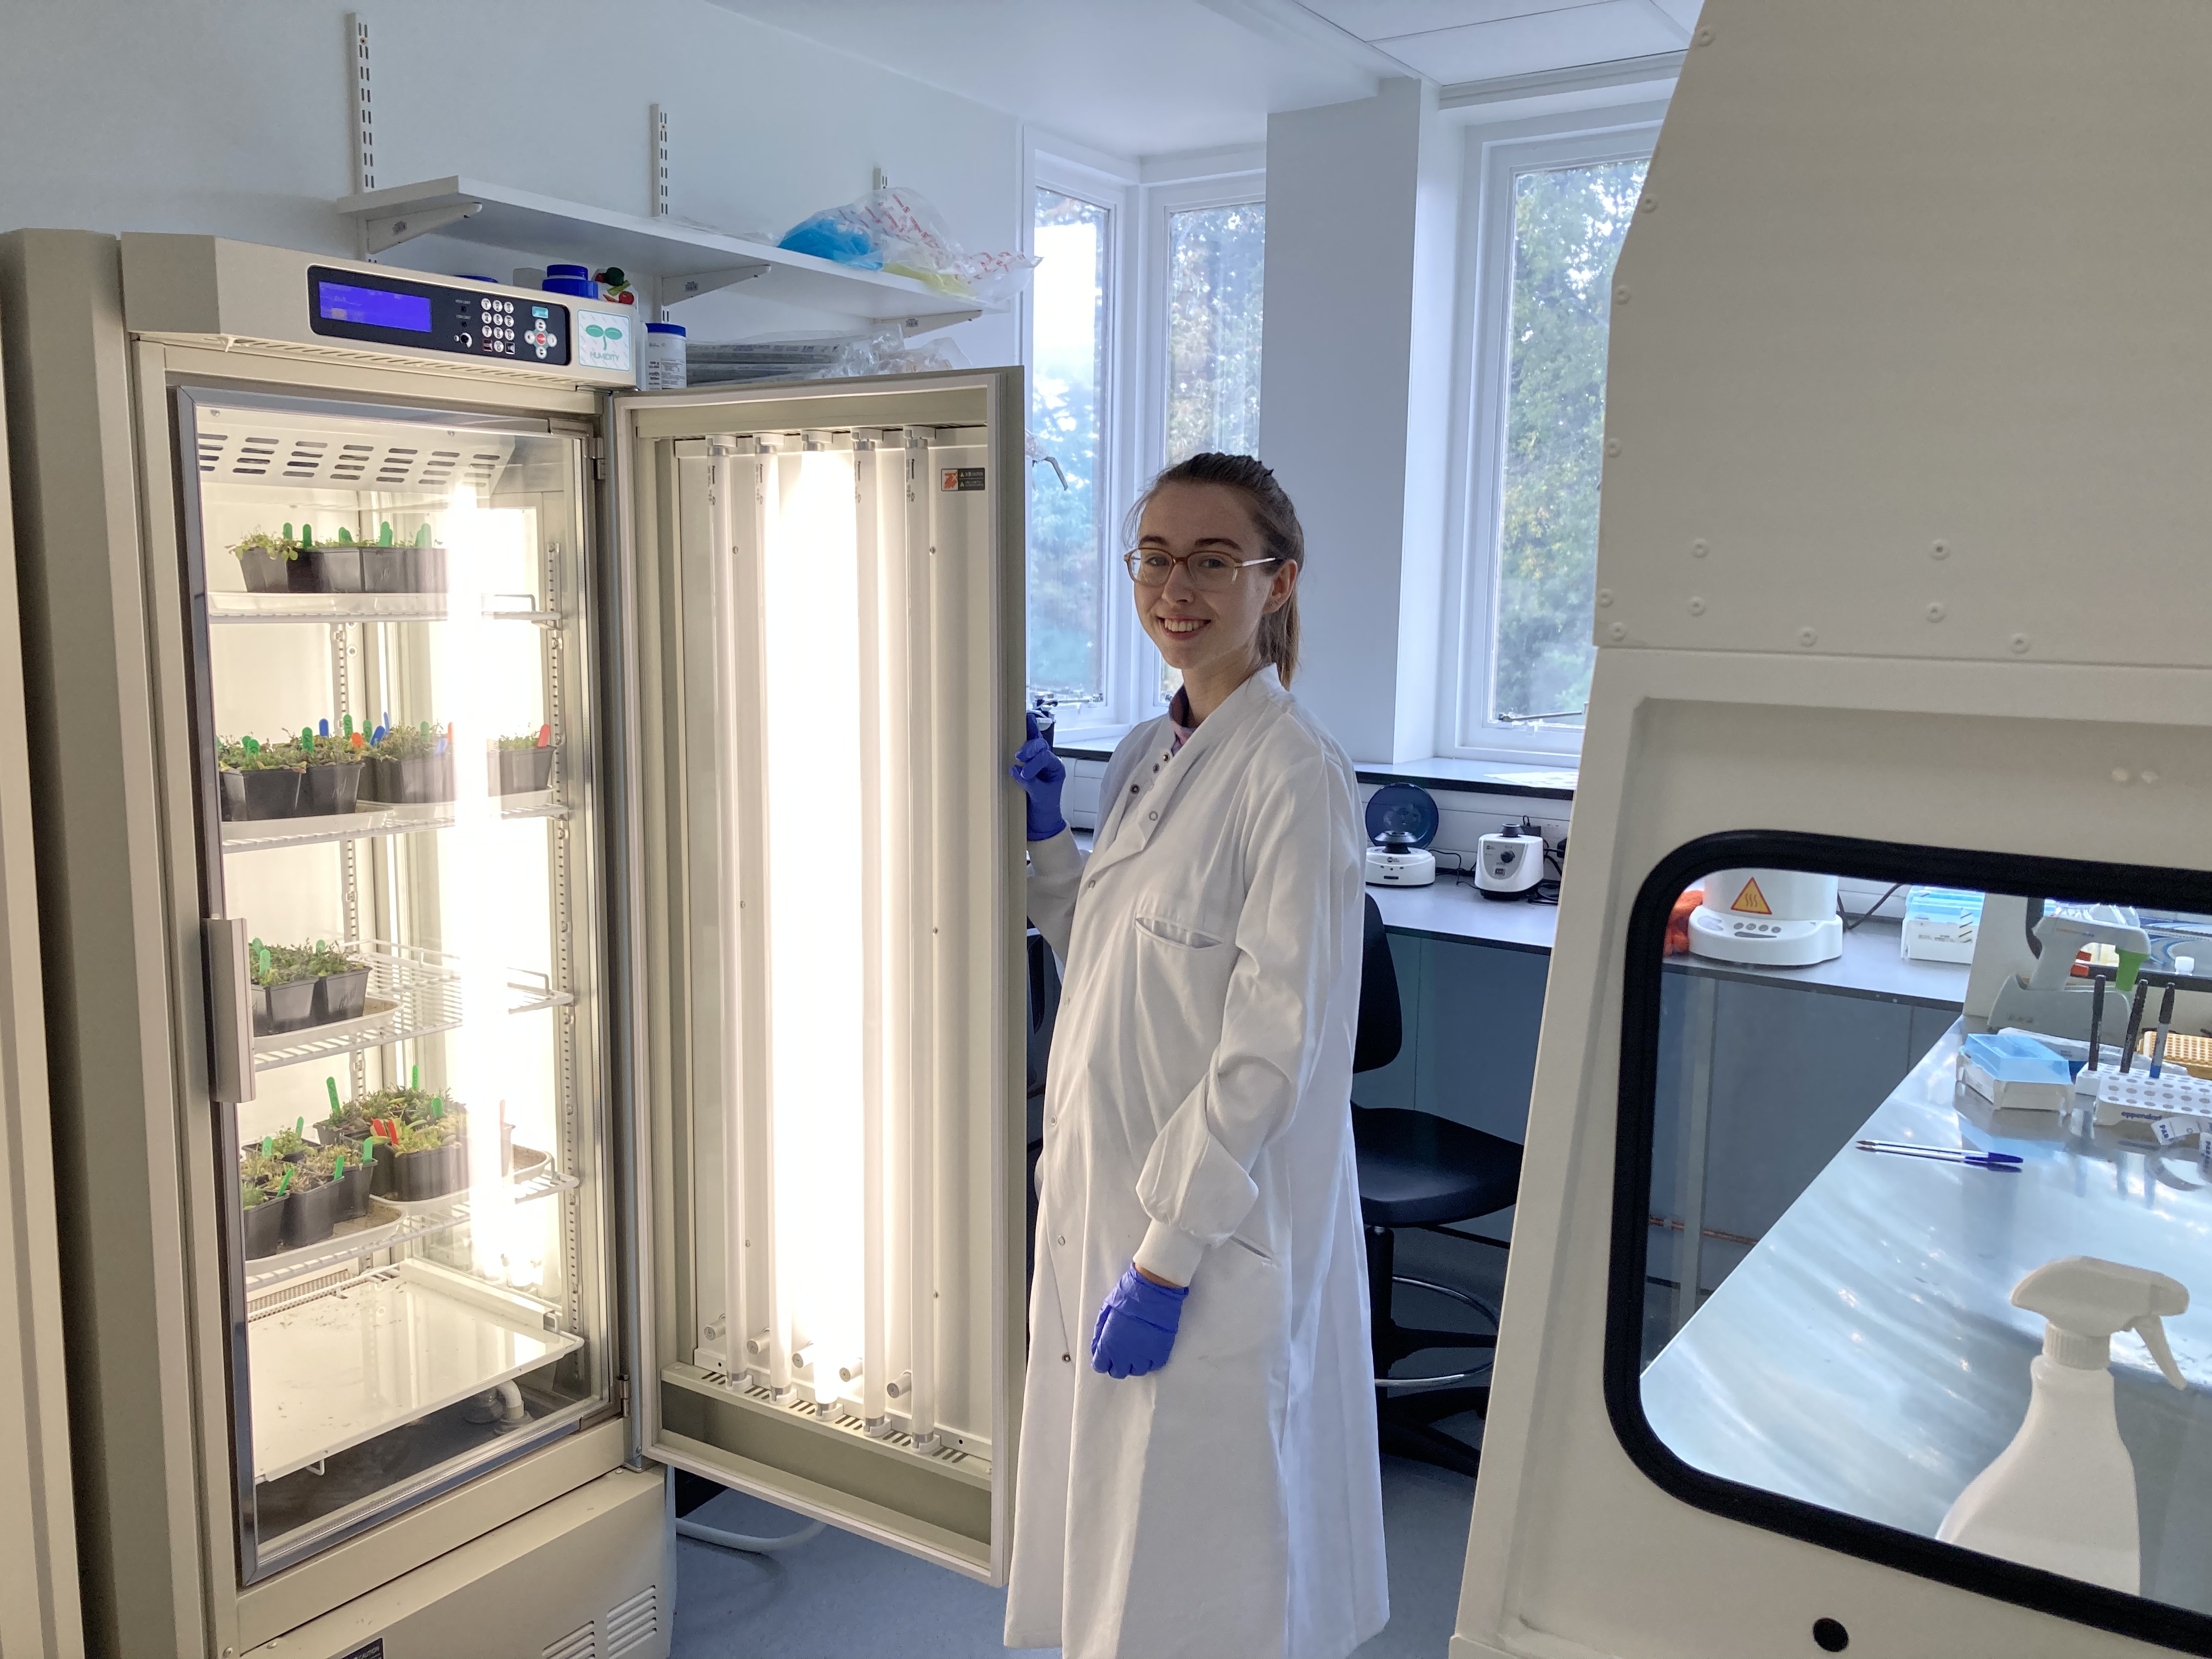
top-left (1132, 482), bottom-right (1298, 696)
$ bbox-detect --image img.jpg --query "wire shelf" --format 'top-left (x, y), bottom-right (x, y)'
top-left (244, 1156), bottom-right (579, 1302)
top-left (222, 797), bottom-right (569, 855)
top-left (250, 940), bottom-right (573, 1074)
top-left (206, 591), bottom-right (561, 627)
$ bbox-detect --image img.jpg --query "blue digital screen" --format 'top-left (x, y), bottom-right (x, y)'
top-left (317, 280), bottom-right (432, 333)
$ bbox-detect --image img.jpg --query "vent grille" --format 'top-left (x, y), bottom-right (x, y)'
top-left (541, 1621), bottom-right (595, 1659)
top-left (605, 1585), bottom-right (659, 1656)
top-left (196, 424), bottom-right (512, 490)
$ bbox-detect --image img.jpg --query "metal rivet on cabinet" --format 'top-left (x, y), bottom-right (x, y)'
top-left (1639, 195), bottom-right (1656, 213)
top-left (2010, 633), bottom-right (2031, 653)
top-left (1931, 539), bottom-right (1949, 560)
top-left (1605, 438), bottom-right (1622, 457)
top-left (1691, 539), bottom-right (1708, 557)
top-left (1596, 588), bottom-right (1613, 608)
top-left (1612, 287), bottom-right (1629, 306)
top-left (1607, 622), bottom-right (1627, 642)
top-left (2142, 769), bottom-right (2162, 786)
top-left (2113, 769), bottom-right (2132, 785)
top-left (1926, 602), bottom-right (1945, 622)
top-left (1798, 627), bottom-right (1818, 647)
top-left (1688, 597), bottom-right (1705, 616)
top-left (1695, 25), bottom-right (1714, 44)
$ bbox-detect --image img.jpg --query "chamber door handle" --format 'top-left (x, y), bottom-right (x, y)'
top-left (204, 917), bottom-right (257, 1104)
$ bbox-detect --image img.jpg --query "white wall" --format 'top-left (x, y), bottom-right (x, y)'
top-left (0, 0), bottom-right (1023, 362)
top-left (1257, 78), bottom-right (1461, 765)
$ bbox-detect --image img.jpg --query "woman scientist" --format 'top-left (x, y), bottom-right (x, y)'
top-left (1002, 453), bottom-right (1387, 1659)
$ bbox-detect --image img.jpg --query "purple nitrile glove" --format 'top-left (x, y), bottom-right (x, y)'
top-left (1091, 1265), bottom-right (1189, 1379)
top-left (1008, 710), bottom-right (1068, 842)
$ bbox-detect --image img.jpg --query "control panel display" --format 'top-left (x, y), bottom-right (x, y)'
top-left (306, 266), bottom-right (571, 366)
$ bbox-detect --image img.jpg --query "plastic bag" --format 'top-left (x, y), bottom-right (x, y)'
top-left (776, 187), bottom-right (1037, 302)
top-left (776, 211), bottom-right (883, 270)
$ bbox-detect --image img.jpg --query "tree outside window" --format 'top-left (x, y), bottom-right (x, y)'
top-left (1489, 158), bottom-right (1647, 731)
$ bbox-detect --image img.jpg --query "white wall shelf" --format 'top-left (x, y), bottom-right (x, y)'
top-left (334, 176), bottom-right (996, 329)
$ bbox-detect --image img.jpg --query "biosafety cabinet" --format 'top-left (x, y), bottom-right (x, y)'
top-left (0, 230), bottom-right (1024, 1658)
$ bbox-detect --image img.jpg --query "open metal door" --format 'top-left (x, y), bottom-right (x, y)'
top-left (608, 370), bottom-right (1026, 1581)
top-left (1455, 4), bottom-right (2212, 1657)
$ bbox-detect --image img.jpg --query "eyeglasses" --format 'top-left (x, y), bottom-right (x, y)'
top-left (1122, 549), bottom-right (1281, 591)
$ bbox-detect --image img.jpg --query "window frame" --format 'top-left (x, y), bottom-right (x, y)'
top-left (1610, 828), bottom-right (2212, 1657)
top-left (1023, 151), bottom-right (1139, 729)
top-left (1443, 109), bottom-right (1666, 766)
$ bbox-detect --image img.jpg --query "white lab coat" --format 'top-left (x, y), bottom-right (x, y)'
top-left (1004, 667), bottom-right (1388, 1659)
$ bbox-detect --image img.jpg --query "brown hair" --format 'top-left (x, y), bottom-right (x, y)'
top-left (1127, 453), bottom-right (1306, 686)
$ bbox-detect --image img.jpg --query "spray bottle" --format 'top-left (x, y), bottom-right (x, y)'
top-left (1937, 1255), bottom-right (2188, 1592)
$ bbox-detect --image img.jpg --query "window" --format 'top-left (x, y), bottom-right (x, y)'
top-left (1164, 202), bottom-right (1265, 463)
top-left (1454, 122), bottom-right (1658, 760)
top-left (1028, 188), bottom-right (1113, 705)
top-left (1617, 832), bottom-right (2212, 1650)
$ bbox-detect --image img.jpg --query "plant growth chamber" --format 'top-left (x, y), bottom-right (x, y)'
top-left (0, 229), bottom-right (1024, 1659)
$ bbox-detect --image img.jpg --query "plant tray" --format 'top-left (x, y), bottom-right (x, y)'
top-left (251, 995), bottom-right (396, 1062)
top-left (370, 1143), bottom-right (549, 1217)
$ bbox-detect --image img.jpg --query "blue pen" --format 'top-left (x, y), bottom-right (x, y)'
top-left (1858, 1139), bottom-right (2022, 1169)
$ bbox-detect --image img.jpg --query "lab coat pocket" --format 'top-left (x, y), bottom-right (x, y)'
top-left (1128, 900), bottom-right (1238, 1109)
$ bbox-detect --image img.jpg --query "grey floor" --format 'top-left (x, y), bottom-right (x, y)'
top-left (671, 1229), bottom-right (1502, 1659)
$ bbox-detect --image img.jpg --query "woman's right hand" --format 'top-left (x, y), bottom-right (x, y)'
top-left (1009, 712), bottom-right (1068, 841)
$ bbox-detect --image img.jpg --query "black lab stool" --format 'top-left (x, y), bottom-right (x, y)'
top-left (1350, 894), bottom-right (1523, 1477)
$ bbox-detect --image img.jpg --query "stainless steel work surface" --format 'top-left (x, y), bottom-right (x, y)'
top-left (1641, 1022), bottom-right (2212, 1611)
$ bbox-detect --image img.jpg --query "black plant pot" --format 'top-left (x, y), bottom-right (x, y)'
top-left (368, 1135), bottom-right (397, 1197)
top-left (300, 761), bottom-right (365, 816)
top-left (313, 967), bottom-right (370, 1024)
top-left (238, 549), bottom-right (292, 593)
top-left (334, 1158), bottom-right (373, 1220)
top-left (257, 979), bottom-right (317, 1035)
top-left (311, 1116), bottom-right (358, 1148)
top-left (359, 545), bottom-right (414, 593)
top-left (219, 767), bottom-right (304, 821)
top-left (393, 1137), bottom-right (469, 1201)
top-left (249, 983), bottom-right (270, 1034)
top-left (414, 544), bottom-right (449, 592)
top-left (364, 752), bottom-right (456, 805)
top-left (300, 544), bottom-right (364, 594)
top-left (490, 747), bottom-right (555, 795)
top-left (283, 1178), bottom-right (343, 1248)
top-left (243, 1194), bottom-right (289, 1259)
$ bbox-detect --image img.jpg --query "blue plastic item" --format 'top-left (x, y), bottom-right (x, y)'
top-left (778, 213), bottom-right (884, 269)
top-left (1364, 782), bottom-right (1438, 849)
top-left (1962, 1031), bottom-right (2072, 1084)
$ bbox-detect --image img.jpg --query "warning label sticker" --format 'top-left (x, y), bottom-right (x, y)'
top-left (1730, 877), bottom-right (1773, 915)
top-left (941, 467), bottom-right (986, 492)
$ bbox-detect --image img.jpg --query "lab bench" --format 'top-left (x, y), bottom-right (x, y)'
top-left (1356, 882), bottom-right (1967, 1260)
top-left (1640, 1024), bottom-right (2212, 1616)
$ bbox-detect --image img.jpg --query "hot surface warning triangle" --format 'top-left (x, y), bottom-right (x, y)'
top-left (1730, 876), bottom-right (1773, 915)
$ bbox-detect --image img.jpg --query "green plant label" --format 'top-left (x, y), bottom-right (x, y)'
top-left (380, 521), bottom-right (394, 545)
top-left (327, 1077), bottom-right (341, 1118)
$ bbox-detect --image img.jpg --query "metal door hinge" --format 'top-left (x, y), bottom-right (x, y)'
top-left (614, 1376), bottom-right (631, 1408)
top-left (588, 436), bottom-right (608, 482)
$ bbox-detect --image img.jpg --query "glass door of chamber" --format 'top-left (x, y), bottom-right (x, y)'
top-left (177, 390), bottom-right (612, 1578)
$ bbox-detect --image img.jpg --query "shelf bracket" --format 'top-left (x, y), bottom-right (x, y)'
top-left (885, 309), bottom-right (983, 337)
top-left (654, 264), bottom-right (772, 308)
top-left (362, 201), bottom-right (484, 257)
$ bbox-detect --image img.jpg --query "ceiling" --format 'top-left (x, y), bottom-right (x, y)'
top-left (707, 0), bottom-right (1693, 160)
top-left (1301, 0), bottom-right (1694, 83)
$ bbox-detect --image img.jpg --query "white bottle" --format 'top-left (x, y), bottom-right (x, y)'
top-left (1937, 1255), bottom-right (2188, 1593)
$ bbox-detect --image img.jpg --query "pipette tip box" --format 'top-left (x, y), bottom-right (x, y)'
top-left (1959, 1031), bottom-right (2074, 1113)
